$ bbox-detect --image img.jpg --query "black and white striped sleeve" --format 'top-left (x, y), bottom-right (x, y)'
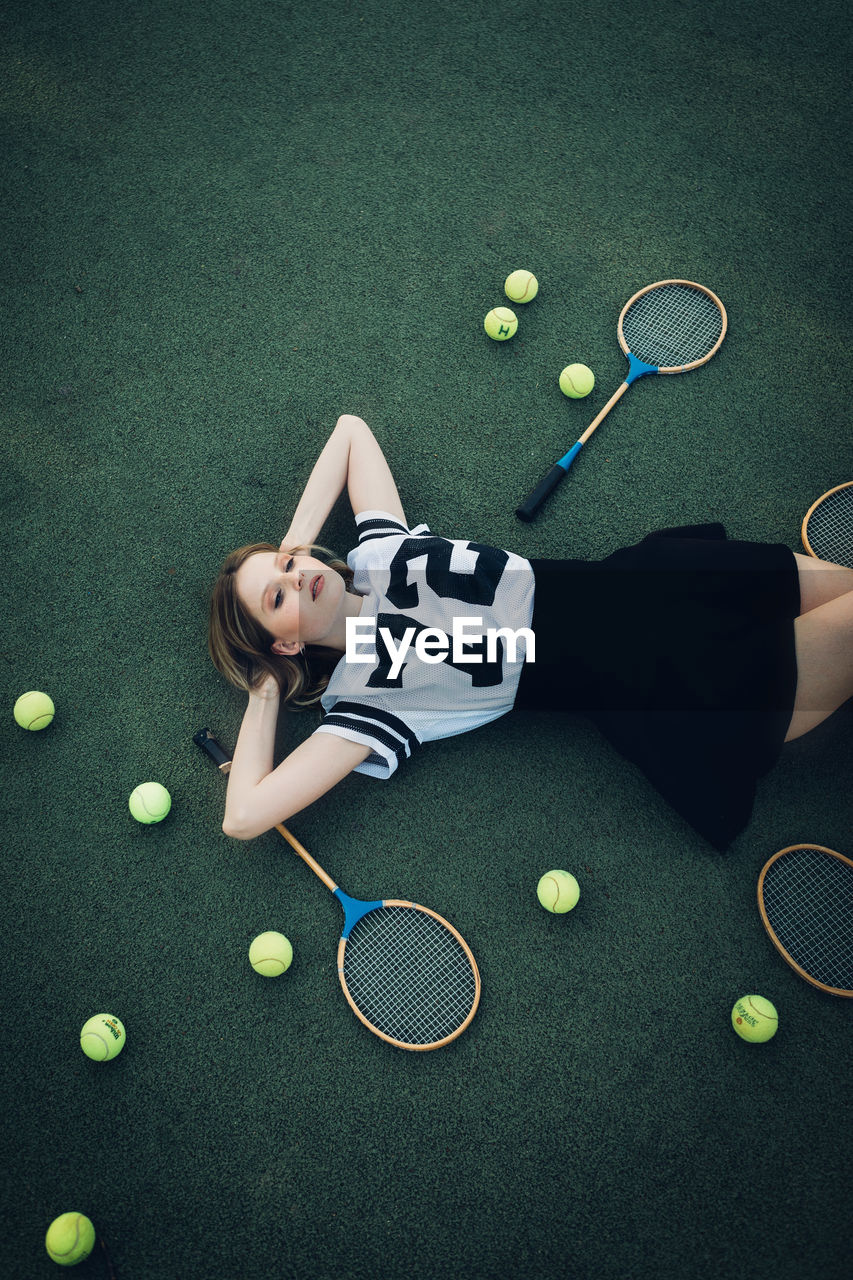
top-left (354, 510), bottom-right (430, 544)
top-left (313, 700), bottom-right (420, 778)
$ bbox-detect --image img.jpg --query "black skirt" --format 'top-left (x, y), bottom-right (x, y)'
top-left (514, 524), bottom-right (800, 850)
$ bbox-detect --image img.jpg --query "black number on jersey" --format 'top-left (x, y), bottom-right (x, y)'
top-left (384, 537), bottom-right (510, 611)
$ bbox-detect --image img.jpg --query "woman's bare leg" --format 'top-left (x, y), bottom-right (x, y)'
top-left (785, 586), bottom-right (853, 741)
top-left (795, 552), bottom-right (853, 613)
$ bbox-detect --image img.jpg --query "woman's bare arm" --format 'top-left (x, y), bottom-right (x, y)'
top-left (281, 414), bottom-right (406, 550)
top-left (224, 415), bottom-right (399, 837)
top-left (223, 680), bottom-right (370, 839)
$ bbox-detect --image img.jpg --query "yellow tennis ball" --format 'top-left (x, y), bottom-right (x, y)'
top-left (249, 931), bottom-right (293, 977)
top-left (80, 1013), bottom-right (126, 1061)
top-left (504, 270), bottom-right (539, 303)
top-left (559, 363), bottom-right (595, 398)
top-left (731, 995), bottom-right (778, 1043)
top-left (14, 690), bottom-right (55, 730)
top-left (45, 1212), bottom-right (96, 1266)
top-left (484, 307), bottom-right (518, 340)
top-left (537, 870), bottom-right (580, 913)
top-left (129, 781), bottom-right (171, 823)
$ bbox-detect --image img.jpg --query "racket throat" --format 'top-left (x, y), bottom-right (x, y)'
top-left (625, 352), bottom-right (659, 384)
top-left (334, 888), bottom-right (385, 938)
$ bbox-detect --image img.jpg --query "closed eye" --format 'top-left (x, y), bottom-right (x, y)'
top-left (272, 557), bottom-right (295, 609)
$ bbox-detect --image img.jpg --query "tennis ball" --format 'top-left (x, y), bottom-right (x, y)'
top-left (504, 270), bottom-right (539, 303)
top-left (484, 307), bottom-right (518, 341)
top-left (731, 995), bottom-right (778, 1043)
top-left (249, 931), bottom-right (293, 977)
top-left (45, 1212), bottom-right (96, 1266)
top-left (559, 363), bottom-right (595, 398)
top-left (129, 781), bottom-right (171, 823)
top-left (14, 690), bottom-right (55, 730)
top-left (80, 1013), bottom-right (126, 1061)
top-left (537, 870), bottom-right (580, 914)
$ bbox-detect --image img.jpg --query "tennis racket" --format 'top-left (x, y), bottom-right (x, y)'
top-left (757, 844), bottom-right (853, 997)
top-left (801, 481), bottom-right (853, 567)
top-left (516, 279), bottom-right (728, 521)
top-left (193, 728), bottom-right (481, 1049)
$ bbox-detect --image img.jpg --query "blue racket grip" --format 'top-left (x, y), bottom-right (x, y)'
top-left (516, 442), bottom-right (583, 522)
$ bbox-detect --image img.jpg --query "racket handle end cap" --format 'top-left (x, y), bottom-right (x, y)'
top-left (515, 463), bottom-right (569, 522)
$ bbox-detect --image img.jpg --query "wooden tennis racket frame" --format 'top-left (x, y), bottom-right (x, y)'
top-left (801, 480), bottom-right (853, 559)
top-left (758, 843), bottom-right (853, 997)
top-left (275, 822), bottom-right (482, 1051)
top-left (575, 281), bottom-right (729, 458)
top-left (618, 278), bottom-right (728, 373)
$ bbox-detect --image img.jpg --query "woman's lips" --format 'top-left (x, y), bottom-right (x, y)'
top-left (310, 574), bottom-right (323, 600)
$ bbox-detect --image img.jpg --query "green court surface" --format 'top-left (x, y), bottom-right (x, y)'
top-left (2, 2), bottom-right (851, 1277)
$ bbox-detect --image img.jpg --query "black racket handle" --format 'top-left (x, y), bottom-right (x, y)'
top-left (515, 464), bottom-right (567, 522)
top-left (194, 727), bottom-right (232, 773)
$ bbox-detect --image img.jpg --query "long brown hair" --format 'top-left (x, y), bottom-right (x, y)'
top-left (207, 543), bottom-right (356, 707)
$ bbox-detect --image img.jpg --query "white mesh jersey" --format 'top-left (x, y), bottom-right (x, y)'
top-left (315, 510), bottom-right (535, 778)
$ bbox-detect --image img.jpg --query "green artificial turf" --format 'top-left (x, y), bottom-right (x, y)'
top-left (2, 1), bottom-right (851, 1277)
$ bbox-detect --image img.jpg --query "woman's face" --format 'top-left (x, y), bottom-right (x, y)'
top-left (235, 549), bottom-right (349, 654)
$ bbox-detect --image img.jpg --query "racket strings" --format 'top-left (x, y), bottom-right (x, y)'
top-left (622, 283), bottom-right (724, 368)
top-left (804, 485), bottom-right (853, 566)
top-left (762, 849), bottom-right (853, 991)
top-left (342, 907), bottom-right (478, 1046)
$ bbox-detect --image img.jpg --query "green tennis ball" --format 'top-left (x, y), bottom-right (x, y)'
top-left (249, 931), bottom-right (293, 977)
top-left (14, 690), bottom-right (55, 730)
top-left (80, 1013), bottom-right (126, 1061)
top-left (731, 995), bottom-right (778, 1043)
top-left (129, 781), bottom-right (171, 823)
top-left (45, 1212), bottom-right (96, 1266)
top-left (537, 870), bottom-right (580, 913)
top-left (484, 307), bottom-right (518, 340)
top-left (504, 269), bottom-right (539, 303)
top-left (559, 363), bottom-right (595, 398)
